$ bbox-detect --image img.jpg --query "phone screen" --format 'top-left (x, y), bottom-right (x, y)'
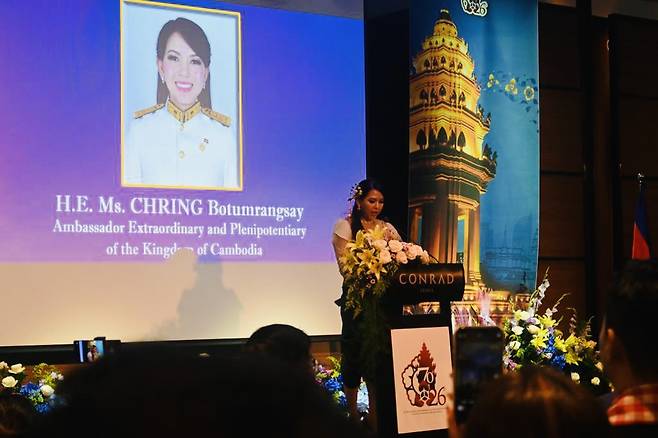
top-left (454, 327), bottom-right (503, 424)
top-left (75, 339), bottom-right (105, 363)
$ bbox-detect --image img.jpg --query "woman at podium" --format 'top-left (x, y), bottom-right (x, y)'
top-left (331, 178), bottom-right (400, 429)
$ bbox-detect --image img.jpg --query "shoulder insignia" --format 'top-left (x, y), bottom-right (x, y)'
top-left (134, 103), bottom-right (164, 119)
top-left (202, 107), bottom-right (231, 127)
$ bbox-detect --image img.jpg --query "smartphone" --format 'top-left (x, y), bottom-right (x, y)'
top-left (454, 326), bottom-right (504, 424)
top-left (74, 338), bottom-right (105, 363)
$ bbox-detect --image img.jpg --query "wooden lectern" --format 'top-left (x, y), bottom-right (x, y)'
top-left (376, 263), bottom-right (464, 437)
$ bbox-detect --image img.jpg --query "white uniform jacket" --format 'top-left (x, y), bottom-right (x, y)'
top-left (124, 100), bottom-right (239, 189)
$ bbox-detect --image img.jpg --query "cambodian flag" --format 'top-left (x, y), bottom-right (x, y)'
top-left (632, 183), bottom-right (651, 260)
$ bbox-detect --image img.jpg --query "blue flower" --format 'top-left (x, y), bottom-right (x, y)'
top-left (19, 383), bottom-right (39, 396)
top-left (550, 354), bottom-right (567, 370)
top-left (324, 378), bottom-right (342, 393)
top-left (35, 403), bottom-right (51, 414)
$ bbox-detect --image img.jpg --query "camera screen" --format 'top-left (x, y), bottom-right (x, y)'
top-left (455, 328), bottom-right (503, 423)
top-left (75, 339), bottom-right (105, 363)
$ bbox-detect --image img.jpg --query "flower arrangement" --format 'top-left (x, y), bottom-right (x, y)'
top-left (339, 224), bottom-right (433, 382)
top-left (502, 271), bottom-right (611, 395)
top-left (314, 356), bottom-right (369, 414)
top-left (314, 356), bottom-right (346, 408)
top-left (340, 224), bottom-right (431, 317)
top-left (0, 361), bottom-right (63, 413)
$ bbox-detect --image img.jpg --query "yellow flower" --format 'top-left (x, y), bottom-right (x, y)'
top-left (357, 248), bottom-right (376, 265)
top-left (367, 225), bottom-right (386, 241)
top-left (357, 249), bottom-right (381, 278)
top-left (554, 337), bottom-right (567, 352)
top-left (530, 335), bottom-right (547, 350)
top-left (504, 78), bottom-right (518, 95)
top-left (524, 85), bottom-right (535, 101)
top-left (564, 334), bottom-right (578, 349)
top-left (565, 351), bottom-right (580, 365)
top-left (487, 73), bottom-right (495, 88)
top-left (339, 254), bottom-right (357, 274)
top-left (530, 327), bottom-right (549, 350)
top-left (345, 230), bottom-right (366, 253)
top-left (538, 315), bottom-right (555, 328)
top-left (368, 262), bottom-right (387, 281)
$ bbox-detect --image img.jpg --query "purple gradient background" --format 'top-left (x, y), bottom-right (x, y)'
top-left (0, 1), bottom-right (365, 262)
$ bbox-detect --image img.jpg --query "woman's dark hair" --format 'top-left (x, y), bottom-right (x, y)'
top-left (0, 393), bottom-right (36, 436)
top-left (156, 17), bottom-right (212, 108)
top-left (244, 324), bottom-right (312, 373)
top-left (349, 178), bottom-right (385, 238)
top-left (26, 347), bottom-right (364, 437)
top-left (463, 366), bottom-right (609, 438)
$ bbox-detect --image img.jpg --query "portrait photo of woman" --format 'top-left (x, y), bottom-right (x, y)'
top-left (122, 2), bottom-right (242, 190)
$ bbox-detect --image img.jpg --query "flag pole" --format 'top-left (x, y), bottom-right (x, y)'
top-left (632, 172), bottom-right (651, 260)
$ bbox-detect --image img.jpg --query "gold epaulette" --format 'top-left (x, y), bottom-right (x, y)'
top-left (202, 107), bottom-right (231, 127)
top-left (134, 103), bottom-right (164, 119)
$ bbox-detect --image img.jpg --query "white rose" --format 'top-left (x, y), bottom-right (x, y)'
top-left (519, 311), bottom-right (532, 321)
top-left (595, 362), bottom-right (603, 371)
top-left (372, 239), bottom-right (387, 251)
top-left (9, 364), bottom-right (25, 374)
top-left (527, 325), bottom-right (540, 335)
top-left (40, 384), bottom-right (55, 397)
top-left (0, 361), bottom-right (7, 370)
top-left (571, 372), bottom-right (580, 382)
top-left (405, 247), bottom-right (417, 260)
top-left (591, 377), bottom-right (600, 386)
top-left (395, 251), bottom-right (408, 264)
top-left (57, 374), bottom-right (64, 381)
top-left (388, 240), bottom-right (403, 253)
top-left (420, 250), bottom-right (430, 264)
top-left (1, 376), bottom-right (17, 388)
top-left (379, 249), bottom-right (392, 264)
top-left (406, 244), bottom-right (422, 259)
top-left (512, 326), bottom-right (524, 336)
top-left (510, 340), bottom-right (521, 350)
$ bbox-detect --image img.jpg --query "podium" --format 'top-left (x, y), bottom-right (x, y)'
top-left (376, 263), bottom-right (464, 437)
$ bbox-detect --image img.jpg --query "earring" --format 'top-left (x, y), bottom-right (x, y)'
top-left (161, 76), bottom-right (165, 84)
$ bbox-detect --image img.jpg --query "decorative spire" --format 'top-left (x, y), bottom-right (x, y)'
top-left (438, 9), bottom-right (453, 23)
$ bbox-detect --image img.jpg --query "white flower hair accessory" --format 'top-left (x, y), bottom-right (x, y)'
top-left (348, 183), bottom-right (364, 201)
